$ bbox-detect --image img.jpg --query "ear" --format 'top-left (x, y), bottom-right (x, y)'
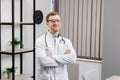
top-left (46, 22), bottom-right (49, 25)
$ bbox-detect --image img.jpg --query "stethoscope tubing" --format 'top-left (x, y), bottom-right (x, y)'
top-left (44, 32), bottom-right (65, 48)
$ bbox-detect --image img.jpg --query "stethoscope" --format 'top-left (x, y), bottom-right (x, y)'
top-left (44, 32), bottom-right (65, 48)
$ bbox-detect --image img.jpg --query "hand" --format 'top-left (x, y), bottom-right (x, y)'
top-left (47, 54), bottom-right (53, 58)
top-left (46, 49), bottom-right (53, 58)
top-left (64, 50), bottom-right (71, 54)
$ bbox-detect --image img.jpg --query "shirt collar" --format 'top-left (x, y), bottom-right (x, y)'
top-left (47, 31), bottom-right (60, 38)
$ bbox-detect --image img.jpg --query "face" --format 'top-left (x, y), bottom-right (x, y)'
top-left (46, 15), bottom-right (61, 34)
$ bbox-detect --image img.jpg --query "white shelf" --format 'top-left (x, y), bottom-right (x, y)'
top-left (0, 22), bottom-right (34, 25)
top-left (0, 74), bottom-right (32, 80)
top-left (0, 48), bottom-right (33, 54)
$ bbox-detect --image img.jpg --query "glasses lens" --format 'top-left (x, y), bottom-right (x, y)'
top-left (48, 19), bottom-right (60, 23)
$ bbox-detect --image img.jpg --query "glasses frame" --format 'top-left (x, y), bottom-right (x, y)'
top-left (48, 19), bottom-right (61, 23)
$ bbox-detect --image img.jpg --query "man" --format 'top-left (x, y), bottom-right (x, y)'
top-left (36, 11), bottom-right (76, 80)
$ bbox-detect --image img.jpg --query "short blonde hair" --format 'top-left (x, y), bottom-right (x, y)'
top-left (46, 12), bottom-right (60, 22)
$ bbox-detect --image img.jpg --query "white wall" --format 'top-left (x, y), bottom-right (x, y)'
top-left (1, 0), bottom-right (53, 78)
top-left (102, 0), bottom-right (120, 79)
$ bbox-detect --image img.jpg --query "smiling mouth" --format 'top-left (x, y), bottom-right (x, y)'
top-left (53, 24), bottom-right (57, 26)
top-left (53, 25), bottom-right (58, 27)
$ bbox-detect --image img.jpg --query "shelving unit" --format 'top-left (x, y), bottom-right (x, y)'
top-left (0, 0), bottom-right (36, 80)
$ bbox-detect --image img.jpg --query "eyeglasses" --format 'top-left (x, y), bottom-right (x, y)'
top-left (48, 19), bottom-right (61, 23)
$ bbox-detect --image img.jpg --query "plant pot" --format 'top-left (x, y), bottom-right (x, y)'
top-left (14, 45), bottom-right (20, 50)
top-left (8, 73), bottom-right (12, 79)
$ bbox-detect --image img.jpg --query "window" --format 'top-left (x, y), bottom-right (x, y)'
top-left (54, 0), bottom-right (103, 60)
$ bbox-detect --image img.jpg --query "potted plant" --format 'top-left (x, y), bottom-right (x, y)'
top-left (3, 67), bottom-right (17, 79)
top-left (8, 37), bottom-right (24, 49)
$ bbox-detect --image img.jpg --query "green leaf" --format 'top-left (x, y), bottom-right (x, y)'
top-left (8, 37), bottom-right (24, 48)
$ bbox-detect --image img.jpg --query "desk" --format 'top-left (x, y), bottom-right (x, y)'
top-left (106, 75), bottom-right (120, 80)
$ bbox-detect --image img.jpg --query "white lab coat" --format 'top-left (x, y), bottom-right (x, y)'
top-left (35, 31), bottom-right (76, 80)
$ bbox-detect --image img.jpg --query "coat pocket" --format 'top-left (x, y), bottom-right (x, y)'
top-left (40, 73), bottom-right (51, 80)
top-left (40, 67), bottom-right (51, 80)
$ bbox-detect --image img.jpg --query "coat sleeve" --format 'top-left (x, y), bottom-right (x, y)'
top-left (52, 39), bottom-right (77, 64)
top-left (36, 38), bottom-right (59, 67)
